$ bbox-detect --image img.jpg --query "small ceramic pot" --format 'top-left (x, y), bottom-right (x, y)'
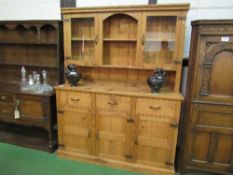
top-left (147, 68), bottom-right (166, 93)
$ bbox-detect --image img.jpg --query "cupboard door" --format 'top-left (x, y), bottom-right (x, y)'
top-left (99, 12), bottom-right (142, 67)
top-left (186, 104), bottom-right (233, 173)
top-left (135, 98), bottom-right (180, 168)
top-left (57, 111), bottom-right (95, 155)
top-left (194, 37), bottom-right (233, 103)
top-left (65, 14), bottom-right (98, 66)
top-left (141, 12), bottom-right (182, 69)
top-left (95, 94), bottom-right (135, 161)
top-left (15, 95), bottom-right (49, 125)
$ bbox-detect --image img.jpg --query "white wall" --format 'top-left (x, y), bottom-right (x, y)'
top-left (0, 0), bottom-right (60, 20)
top-left (0, 0), bottom-right (233, 57)
top-left (157, 0), bottom-right (233, 57)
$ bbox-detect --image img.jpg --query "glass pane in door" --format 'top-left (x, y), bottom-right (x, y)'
top-left (143, 16), bottom-right (177, 66)
top-left (71, 18), bottom-right (95, 64)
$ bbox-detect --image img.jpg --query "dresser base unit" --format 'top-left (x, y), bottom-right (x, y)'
top-left (55, 83), bottom-right (183, 175)
top-left (57, 149), bottom-right (175, 175)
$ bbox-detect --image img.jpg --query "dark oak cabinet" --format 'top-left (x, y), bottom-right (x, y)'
top-left (0, 21), bottom-right (63, 152)
top-left (179, 20), bottom-right (233, 174)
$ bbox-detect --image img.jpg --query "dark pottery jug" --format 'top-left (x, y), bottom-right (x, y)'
top-left (147, 68), bottom-right (166, 93)
top-left (65, 64), bottom-right (81, 86)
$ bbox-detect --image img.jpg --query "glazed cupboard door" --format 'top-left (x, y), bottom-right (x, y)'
top-left (56, 90), bottom-right (95, 156)
top-left (99, 12), bottom-right (142, 67)
top-left (186, 104), bottom-right (233, 173)
top-left (141, 12), bottom-right (183, 70)
top-left (63, 14), bottom-right (99, 66)
top-left (135, 98), bottom-right (181, 169)
top-left (95, 94), bottom-right (136, 162)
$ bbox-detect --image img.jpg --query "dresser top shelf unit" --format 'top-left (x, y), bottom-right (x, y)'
top-left (0, 20), bottom-right (63, 88)
top-left (62, 4), bottom-right (189, 94)
top-left (61, 3), bottom-right (190, 13)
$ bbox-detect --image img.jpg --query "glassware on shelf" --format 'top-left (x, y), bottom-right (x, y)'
top-left (32, 71), bottom-right (38, 84)
top-left (20, 66), bottom-right (28, 91)
top-left (41, 70), bottom-right (53, 92)
top-left (34, 74), bottom-right (43, 94)
top-left (20, 67), bottom-right (52, 94)
top-left (28, 74), bottom-right (35, 92)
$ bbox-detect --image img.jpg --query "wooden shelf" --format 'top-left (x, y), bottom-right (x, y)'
top-left (103, 38), bottom-right (137, 42)
top-left (0, 62), bottom-right (58, 68)
top-left (72, 37), bottom-right (95, 41)
top-left (0, 42), bottom-right (57, 45)
top-left (74, 63), bottom-right (177, 71)
top-left (55, 81), bottom-right (183, 100)
top-left (145, 39), bottom-right (175, 42)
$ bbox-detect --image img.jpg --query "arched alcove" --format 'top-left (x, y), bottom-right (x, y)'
top-left (40, 24), bottom-right (57, 43)
top-left (209, 51), bottom-right (233, 96)
top-left (103, 14), bottom-right (138, 66)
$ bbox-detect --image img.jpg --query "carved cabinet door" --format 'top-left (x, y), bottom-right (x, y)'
top-left (194, 36), bottom-right (233, 103)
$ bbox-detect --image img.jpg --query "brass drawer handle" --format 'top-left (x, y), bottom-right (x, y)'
top-left (70, 98), bottom-right (80, 102)
top-left (57, 110), bottom-right (64, 114)
top-left (150, 105), bottom-right (161, 110)
top-left (108, 102), bottom-right (118, 106)
top-left (1, 96), bottom-right (7, 100)
top-left (127, 117), bottom-right (135, 123)
top-left (125, 154), bottom-right (133, 159)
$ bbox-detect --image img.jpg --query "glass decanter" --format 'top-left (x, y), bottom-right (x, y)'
top-left (20, 66), bottom-right (28, 91)
top-left (34, 74), bottom-right (43, 94)
top-left (28, 74), bottom-right (35, 92)
top-left (42, 70), bottom-right (53, 92)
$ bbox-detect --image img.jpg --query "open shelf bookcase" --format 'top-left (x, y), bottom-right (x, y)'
top-left (0, 21), bottom-right (63, 152)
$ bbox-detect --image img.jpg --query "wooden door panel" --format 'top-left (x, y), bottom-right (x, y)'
top-left (209, 51), bottom-right (233, 96)
top-left (16, 95), bottom-right (46, 120)
top-left (214, 134), bottom-right (233, 165)
top-left (136, 117), bottom-right (177, 166)
top-left (191, 131), bottom-right (211, 162)
top-left (60, 111), bottom-right (95, 155)
top-left (191, 104), bottom-right (233, 128)
top-left (195, 39), bottom-right (233, 103)
top-left (188, 130), bottom-right (233, 172)
top-left (186, 104), bottom-right (233, 172)
top-left (96, 114), bottom-right (132, 161)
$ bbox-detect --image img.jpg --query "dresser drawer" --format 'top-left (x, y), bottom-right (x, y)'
top-left (63, 91), bottom-right (92, 112)
top-left (136, 98), bottom-right (176, 118)
top-left (0, 104), bottom-right (13, 117)
top-left (96, 94), bottom-right (131, 117)
top-left (0, 93), bottom-right (13, 103)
